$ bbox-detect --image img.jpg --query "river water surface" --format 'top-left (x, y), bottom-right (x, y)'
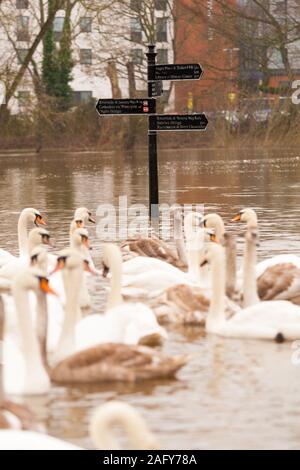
top-left (0, 147), bottom-right (300, 450)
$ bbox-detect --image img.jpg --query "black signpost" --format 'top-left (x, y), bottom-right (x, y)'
top-left (149, 114), bottom-right (208, 132)
top-left (149, 63), bottom-right (203, 82)
top-left (95, 44), bottom-right (208, 220)
top-left (96, 98), bottom-right (155, 115)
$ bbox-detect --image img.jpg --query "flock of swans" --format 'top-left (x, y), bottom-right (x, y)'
top-left (0, 205), bottom-right (300, 449)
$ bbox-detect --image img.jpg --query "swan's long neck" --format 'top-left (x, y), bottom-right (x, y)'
top-left (0, 296), bottom-right (5, 401)
top-left (12, 285), bottom-right (47, 385)
top-left (89, 403), bottom-right (159, 450)
top-left (207, 249), bottom-right (226, 328)
top-left (70, 221), bottom-right (79, 247)
top-left (107, 252), bottom-right (123, 310)
top-left (56, 267), bottom-right (83, 360)
top-left (18, 212), bottom-right (29, 257)
top-left (186, 231), bottom-right (204, 283)
top-left (225, 234), bottom-right (237, 297)
top-left (174, 212), bottom-right (188, 266)
top-left (35, 291), bottom-right (50, 373)
top-left (243, 237), bottom-right (259, 307)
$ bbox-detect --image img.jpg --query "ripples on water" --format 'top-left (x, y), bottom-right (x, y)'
top-left (0, 147), bottom-right (300, 449)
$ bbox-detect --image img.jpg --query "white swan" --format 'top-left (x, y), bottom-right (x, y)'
top-left (50, 227), bottom-right (94, 310)
top-left (233, 208), bottom-right (300, 304)
top-left (3, 266), bottom-right (187, 393)
top-left (3, 268), bottom-right (54, 395)
top-left (53, 246), bottom-right (167, 363)
top-left (122, 226), bottom-right (215, 298)
top-left (122, 211), bottom-right (203, 277)
top-left (89, 401), bottom-right (159, 450)
top-left (232, 208), bottom-right (300, 276)
top-left (0, 208), bottom-right (46, 267)
top-left (0, 228), bottom-right (51, 280)
top-left (201, 240), bottom-right (300, 341)
top-left (203, 213), bottom-right (240, 300)
top-left (0, 401), bottom-right (158, 450)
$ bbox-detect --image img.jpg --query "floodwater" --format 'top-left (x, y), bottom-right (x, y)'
top-left (0, 147), bottom-right (300, 450)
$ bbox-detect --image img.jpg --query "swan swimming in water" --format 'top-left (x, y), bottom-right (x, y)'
top-left (233, 208), bottom-right (300, 305)
top-left (52, 246), bottom-right (167, 363)
top-left (0, 208), bottom-right (46, 268)
top-left (0, 401), bottom-right (159, 450)
top-left (200, 235), bottom-right (300, 341)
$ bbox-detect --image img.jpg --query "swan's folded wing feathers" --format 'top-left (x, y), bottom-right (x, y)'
top-left (258, 263), bottom-right (300, 301)
top-left (51, 344), bottom-right (188, 383)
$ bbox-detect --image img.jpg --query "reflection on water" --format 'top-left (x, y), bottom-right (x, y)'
top-left (0, 147), bottom-right (300, 449)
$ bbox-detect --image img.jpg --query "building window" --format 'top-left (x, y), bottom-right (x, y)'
top-left (155, 0), bottom-right (167, 11)
top-left (53, 17), bottom-right (64, 42)
top-left (18, 90), bottom-right (30, 107)
top-left (16, 16), bottom-right (29, 41)
top-left (73, 91), bottom-right (93, 104)
top-left (157, 48), bottom-right (168, 64)
top-left (16, 48), bottom-right (28, 64)
top-left (80, 17), bottom-right (92, 33)
top-left (130, 17), bottom-right (142, 43)
top-left (80, 49), bottom-right (92, 65)
top-left (16, 0), bottom-right (29, 8)
top-left (156, 17), bottom-right (167, 42)
top-left (131, 48), bottom-right (143, 65)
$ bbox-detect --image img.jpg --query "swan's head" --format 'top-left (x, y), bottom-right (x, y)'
top-left (102, 244), bottom-right (122, 278)
top-left (184, 212), bottom-right (204, 231)
top-left (245, 227), bottom-right (260, 247)
top-left (71, 228), bottom-right (90, 249)
top-left (13, 268), bottom-right (57, 296)
top-left (232, 208), bottom-right (258, 227)
top-left (89, 401), bottom-right (160, 450)
top-left (28, 227), bottom-right (51, 248)
top-left (203, 214), bottom-right (225, 243)
top-left (30, 246), bottom-right (48, 267)
top-left (70, 219), bottom-right (85, 235)
top-left (20, 208), bottom-right (46, 227)
top-left (51, 249), bottom-right (93, 275)
top-left (74, 207), bottom-right (95, 224)
top-left (200, 242), bottom-right (225, 267)
top-left (205, 228), bottom-right (219, 243)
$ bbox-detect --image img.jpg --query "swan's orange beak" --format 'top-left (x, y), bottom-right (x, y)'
top-left (88, 215), bottom-right (96, 224)
top-left (231, 213), bottom-right (241, 222)
top-left (83, 260), bottom-right (97, 276)
top-left (210, 233), bottom-right (220, 244)
top-left (75, 220), bottom-right (84, 229)
top-left (35, 214), bottom-right (46, 226)
top-left (82, 236), bottom-right (90, 249)
top-left (39, 278), bottom-right (58, 296)
top-left (50, 258), bottom-right (65, 275)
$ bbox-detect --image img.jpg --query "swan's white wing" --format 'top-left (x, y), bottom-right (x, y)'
top-left (0, 258), bottom-right (28, 280)
top-left (122, 257), bottom-right (181, 276)
top-left (0, 249), bottom-right (16, 268)
top-left (122, 270), bottom-right (189, 293)
top-left (221, 300), bottom-right (300, 340)
top-left (0, 431), bottom-right (82, 450)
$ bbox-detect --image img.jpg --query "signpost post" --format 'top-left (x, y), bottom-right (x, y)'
top-left (95, 44), bottom-right (208, 221)
top-left (146, 45), bottom-right (159, 219)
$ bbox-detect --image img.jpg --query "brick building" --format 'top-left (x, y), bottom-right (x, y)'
top-left (174, 0), bottom-right (238, 113)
